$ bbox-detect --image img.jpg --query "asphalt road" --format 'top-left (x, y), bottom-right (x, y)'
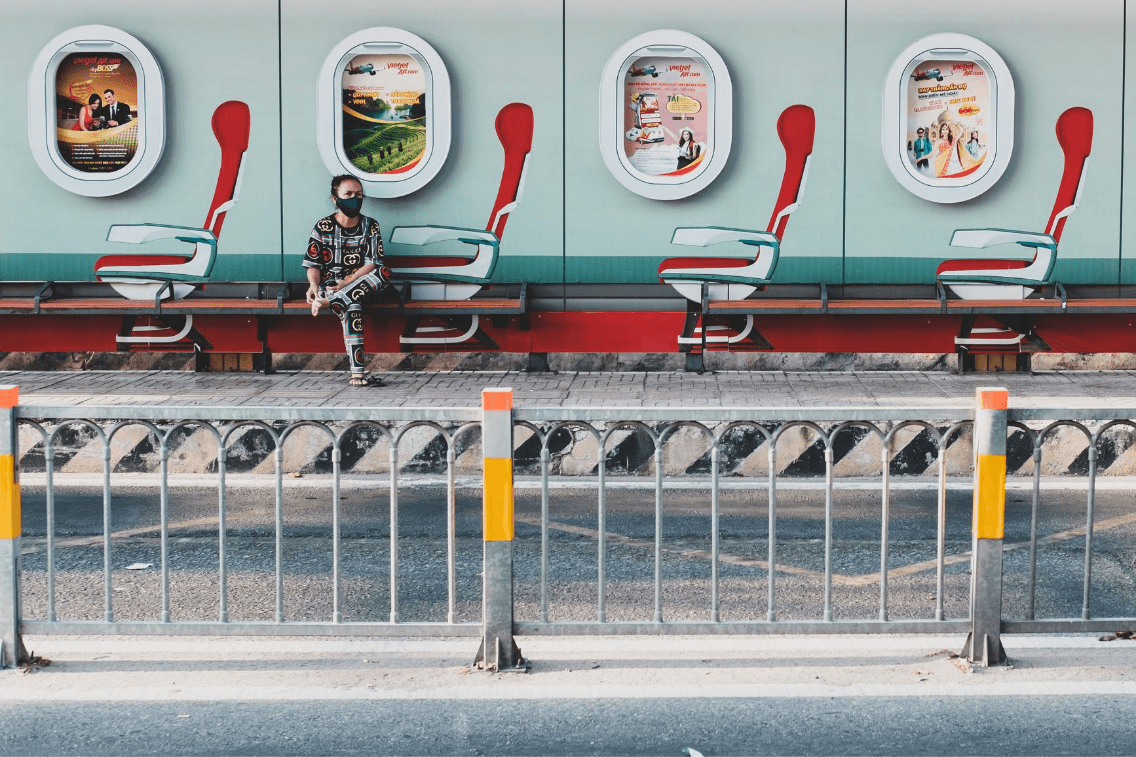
top-left (14, 481), bottom-right (1136, 624)
top-left (9, 480), bottom-right (1136, 757)
top-left (3, 696), bottom-right (1136, 756)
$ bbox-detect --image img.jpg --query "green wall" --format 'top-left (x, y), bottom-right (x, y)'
top-left (845, 0), bottom-right (1124, 284)
top-left (0, 1), bottom-right (1132, 291)
top-left (280, 0), bottom-right (564, 286)
top-left (0, 0), bottom-right (282, 283)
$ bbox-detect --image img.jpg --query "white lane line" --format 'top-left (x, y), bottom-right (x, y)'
top-left (2, 681), bottom-right (1135, 702)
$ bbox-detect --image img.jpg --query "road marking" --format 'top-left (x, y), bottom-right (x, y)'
top-left (843, 508), bottom-right (1136, 587)
top-left (2, 681), bottom-right (1135, 702)
top-left (19, 507), bottom-right (279, 555)
top-left (516, 515), bottom-right (836, 583)
top-left (521, 506), bottom-right (1136, 589)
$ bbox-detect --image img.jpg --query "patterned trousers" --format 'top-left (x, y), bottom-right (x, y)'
top-left (324, 268), bottom-right (390, 373)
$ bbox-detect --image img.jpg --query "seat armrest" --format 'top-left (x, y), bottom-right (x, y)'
top-left (389, 225), bottom-right (499, 247)
top-left (949, 228), bottom-right (1056, 250)
top-left (107, 224), bottom-right (217, 245)
top-left (671, 227), bottom-right (779, 248)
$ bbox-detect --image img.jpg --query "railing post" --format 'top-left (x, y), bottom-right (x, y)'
top-left (474, 388), bottom-right (526, 672)
top-left (0, 385), bottom-right (27, 668)
top-left (961, 386), bottom-right (1008, 666)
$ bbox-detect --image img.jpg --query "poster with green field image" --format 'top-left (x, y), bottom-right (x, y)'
top-left (341, 53), bottom-right (427, 176)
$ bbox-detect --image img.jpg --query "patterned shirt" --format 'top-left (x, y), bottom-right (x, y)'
top-left (303, 214), bottom-right (384, 287)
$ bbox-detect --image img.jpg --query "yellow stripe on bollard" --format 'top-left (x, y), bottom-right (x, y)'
top-left (0, 456), bottom-right (18, 541)
top-left (974, 454), bottom-right (1006, 539)
top-left (483, 457), bottom-right (514, 541)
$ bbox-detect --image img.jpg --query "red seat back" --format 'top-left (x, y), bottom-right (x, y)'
top-left (485, 103), bottom-right (534, 238)
top-left (1045, 107), bottom-right (1093, 243)
top-left (204, 100), bottom-right (251, 237)
top-left (767, 105), bottom-right (816, 238)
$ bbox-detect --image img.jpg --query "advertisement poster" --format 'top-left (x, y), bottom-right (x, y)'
top-left (623, 55), bottom-right (711, 180)
top-left (55, 52), bottom-right (139, 173)
top-left (905, 59), bottom-right (992, 180)
top-left (341, 53), bottom-right (427, 176)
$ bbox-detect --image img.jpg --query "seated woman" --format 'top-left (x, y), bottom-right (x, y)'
top-left (305, 175), bottom-right (392, 387)
top-left (71, 94), bottom-right (103, 131)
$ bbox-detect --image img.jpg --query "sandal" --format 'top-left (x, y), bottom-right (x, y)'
top-left (348, 374), bottom-right (383, 387)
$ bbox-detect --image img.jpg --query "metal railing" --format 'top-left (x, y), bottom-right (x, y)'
top-left (8, 405), bottom-right (481, 640)
top-left (513, 407), bottom-right (974, 636)
top-left (1002, 407), bottom-right (1136, 634)
top-left (2, 385), bottom-right (1136, 671)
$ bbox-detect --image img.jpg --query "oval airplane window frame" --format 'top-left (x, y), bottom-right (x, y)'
top-left (599, 30), bottom-right (733, 201)
top-left (882, 33), bottom-right (1014, 204)
top-left (28, 25), bottom-right (166, 197)
top-left (317, 28), bottom-right (451, 199)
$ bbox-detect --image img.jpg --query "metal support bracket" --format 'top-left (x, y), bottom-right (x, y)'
top-left (32, 281), bottom-right (54, 314)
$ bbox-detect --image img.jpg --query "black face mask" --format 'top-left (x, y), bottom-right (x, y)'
top-left (335, 196), bottom-right (364, 218)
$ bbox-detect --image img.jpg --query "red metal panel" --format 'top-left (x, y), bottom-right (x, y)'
top-left (0, 317), bottom-right (120, 351)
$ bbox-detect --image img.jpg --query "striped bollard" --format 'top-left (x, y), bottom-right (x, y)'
top-left (474, 388), bottom-right (526, 672)
top-left (0, 386), bottom-right (26, 668)
top-left (961, 386), bottom-right (1008, 666)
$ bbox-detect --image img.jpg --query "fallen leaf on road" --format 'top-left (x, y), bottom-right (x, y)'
top-left (1099, 630), bottom-right (1134, 642)
top-left (289, 472), bottom-right (303, 478)
top-left (20, 652), bottom-right (51, 675)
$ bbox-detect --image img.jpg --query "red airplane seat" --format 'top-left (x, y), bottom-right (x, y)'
top-left (383, 256), bottom-right (473, 268)
top-left (767, 104), bottom-right (816, 238)
top-left (935, 258), bottom-right (1029, 275)
top-left (204, 101), bottom-right (252, 236)
top-left (656, 258), bottom-right (750, 276)
top-left (94, 100), bottom-right (251, 281)
top-left (96, 255), bottom-right (192, 271)
top-left (936, 107), bottom-right (1093, 285)
top-left (392, 102), bottom-right (533, 285)
top-left (658, 104), bottom-right (815, 281)
top-left (1046, 107), bottom-right (1093, 243)
top-left (486, 102), bottom-right (535, 238)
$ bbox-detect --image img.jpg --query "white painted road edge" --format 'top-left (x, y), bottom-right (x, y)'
top-left (2, 682), bottom-right (1135, 702)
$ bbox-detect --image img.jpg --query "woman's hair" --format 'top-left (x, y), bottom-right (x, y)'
top-left (970, 131), bottom-right (979, 141)
top-left (87, 94), bottom-right (102, 106)
top-left (679, 129), bottom-right (693, 145)
top-left (939, 123), bottom-right (952, 143)
top-left (330, 174), bottom-right (362, 197)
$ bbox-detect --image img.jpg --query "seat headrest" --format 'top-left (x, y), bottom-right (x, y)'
top-left (496, 102), bottom-right (534, 155)
top-left (777, 104), bottom-right (816, 156)
top-left (212, 100), bottom-right (251, 154)
top-left (1055, 106), bottom-right (1093, 162)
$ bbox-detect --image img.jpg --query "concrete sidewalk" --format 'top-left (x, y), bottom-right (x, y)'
top-left (4, 368), bottom-right (1136, 408)
top-left (5, 633), bottom-right (1135, 701)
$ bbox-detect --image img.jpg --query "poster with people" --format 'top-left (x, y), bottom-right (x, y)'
top-left (341, 53), bottom-right (427, 176)
top-left (623, 55), bottom-right (711, 180)
top-left (905, 59), bottom-right (992, 180)
top-left (55, 52), bottom-right (139, 173)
